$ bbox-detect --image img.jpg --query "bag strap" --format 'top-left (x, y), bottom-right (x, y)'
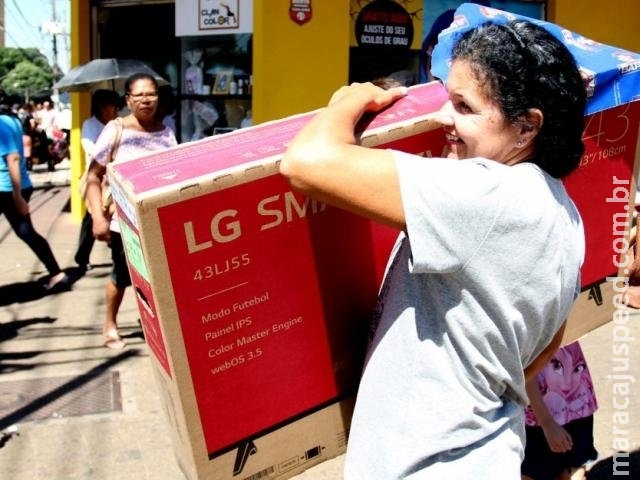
top-left (108, 117), bottom-right (124, 163)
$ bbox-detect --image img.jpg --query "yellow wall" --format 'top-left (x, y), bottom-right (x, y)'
top-left (253, 0), bottom-right (351, 123)
top-left (548, 0), bottom-right (640, 52)
top-left (69, 0), bottom-right (91, 222)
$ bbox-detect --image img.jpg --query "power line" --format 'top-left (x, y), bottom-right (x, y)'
top-left (0, 3), bottom-right (24, 47)
top-left (1, 0), bottom-right (71, 72)
top-left (4, 0), bottom-right (45, 46)
top-left (10, 0), bottom-right (35, 29)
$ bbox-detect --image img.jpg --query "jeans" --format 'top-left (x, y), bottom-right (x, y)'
top-left (0, 187), bottom-right (62, 276)
top-left (74, 211), bottom-right (95, 266)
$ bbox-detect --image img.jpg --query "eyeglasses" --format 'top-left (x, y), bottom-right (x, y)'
top-left (127, 92), bottom-right (158, 101)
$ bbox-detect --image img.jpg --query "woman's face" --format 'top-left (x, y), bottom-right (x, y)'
top-left (126, 79), bottom-right (159, 121)
top-left (437, 60), bottom-right (529, 164)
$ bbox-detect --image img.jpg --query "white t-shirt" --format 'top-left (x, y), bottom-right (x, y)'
top-left (344, 153), bottom-right (584, 479)
top-left (37, 107), bottom-right (57, 137)
top-left (81, 115), bottom-right (106, 159)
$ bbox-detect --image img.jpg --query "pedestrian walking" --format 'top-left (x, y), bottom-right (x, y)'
top-left (0, 89), bottom-right (69, 291)
top-left (74, 89), bottom-right (121, 271)
top-left (84, 73), bottom-right (177, 349)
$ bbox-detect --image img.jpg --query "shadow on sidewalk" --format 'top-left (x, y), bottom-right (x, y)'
top-left (0, 280), bottom-right (51, 305)
top-left (586, 449), bottom-right (640, 478)
top-left (0, 266), bottom-right (88, 307)
top-left (0, 317), bottom-right (57, 343)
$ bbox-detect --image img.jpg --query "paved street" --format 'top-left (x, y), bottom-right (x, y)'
top-left (0, 161), bottom-right (637, 479)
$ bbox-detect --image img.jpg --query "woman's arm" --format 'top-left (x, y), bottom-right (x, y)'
top-left (524, 321), bottom-right (566, 382)
top-left (85, 159), bottom-right (110, 241)
top-left (280, 83), bottom-right (408, 230)
top-left (526, 377), bottom-right (573, 453)
top-left (80, 138), bottom-right (97, 160)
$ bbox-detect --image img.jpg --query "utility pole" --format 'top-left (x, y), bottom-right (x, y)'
top-left (51, 0), bottom-right (60, 78)
top-left (41, 0), bottom-right (65, 81)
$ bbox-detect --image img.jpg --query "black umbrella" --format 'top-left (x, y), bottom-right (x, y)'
top-left (53, 58), bottom-right (169, 93)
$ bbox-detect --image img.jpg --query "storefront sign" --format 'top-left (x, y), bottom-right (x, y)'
top-left (199, 0), bottom-right (239, 30)
top-left (290, 0), bottom-right (312, 26)
top-left (175, 0), bottom-right (253, 36)
top-left (354, 0), bottom-right (414, 49)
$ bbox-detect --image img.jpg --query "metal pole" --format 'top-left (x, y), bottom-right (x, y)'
top-left (50, 0), bottom-right (61, 106)
top-left (51, 0), bottom-right (59, 70)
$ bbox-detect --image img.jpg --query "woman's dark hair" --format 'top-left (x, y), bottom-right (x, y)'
top-left (124, 72), bottom-right (159, 94)
top-left (91, 89), bottom-right (121, 117)
top-left (451, 20), bottom-right (586, 178)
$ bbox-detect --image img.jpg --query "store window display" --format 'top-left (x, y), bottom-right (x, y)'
top-left (179, 34), bottom-right (252, 143)
top-left (184, 49), bottom-right (204, 95)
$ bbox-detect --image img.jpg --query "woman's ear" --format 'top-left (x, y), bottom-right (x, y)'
top-left (515, 108), bottom-right (543, 149)
top-left (520, 108), bottom-right (543, 138)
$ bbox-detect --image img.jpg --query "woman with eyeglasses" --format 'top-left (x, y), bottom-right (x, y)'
top-left (85, 72), bottom-right (177, 349)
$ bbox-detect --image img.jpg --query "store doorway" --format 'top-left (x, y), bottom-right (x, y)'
top-left (95, 3), bottom-right (179, 90)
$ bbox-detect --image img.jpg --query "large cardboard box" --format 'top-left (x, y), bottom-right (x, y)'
top-left (108, 81), bottom-right (448, 480)
top-left (562, 100), bottom-right (640, 343)
top-left (109, 11), bottom-right (640, 476)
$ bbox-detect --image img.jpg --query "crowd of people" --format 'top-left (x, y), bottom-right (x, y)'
top-left (1, 74), bottom-right (177, 347)
top-left (16, 98), bottom-right (70, 172)
top-left (0, 10), bottom-right (635, 480)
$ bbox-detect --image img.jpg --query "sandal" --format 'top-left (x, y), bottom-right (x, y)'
top-left (103, 328), bottom-right (125, 350)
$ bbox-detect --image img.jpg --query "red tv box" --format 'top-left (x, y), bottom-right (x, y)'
top-left (109, 81), bottom-right (448, 480)
top-left (109, 76), bottom-right (640, 478)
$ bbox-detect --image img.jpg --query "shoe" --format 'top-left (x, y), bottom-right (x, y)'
top-left (103, 329), bottom-right (125, 350)
top-left (44, 272), bottom-right (70, 292)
